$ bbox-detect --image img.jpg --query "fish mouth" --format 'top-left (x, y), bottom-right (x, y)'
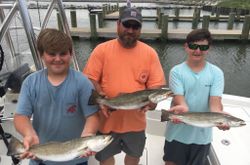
top-left (240, 122), bottom-right (246, 126)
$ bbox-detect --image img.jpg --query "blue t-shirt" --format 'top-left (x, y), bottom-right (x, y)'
top-left (165, 62), bottom-right (224, 145)
top-left (16, 68), bottom-right (99, 165)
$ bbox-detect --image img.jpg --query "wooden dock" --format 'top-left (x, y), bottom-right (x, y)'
top-left (67, 6), bottom-right (250, 41)
top-left (70, 28), bottom-right (245, 40)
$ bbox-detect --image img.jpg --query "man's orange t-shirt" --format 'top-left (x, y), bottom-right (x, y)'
top-left (83, 39), bottom-right (166, 133)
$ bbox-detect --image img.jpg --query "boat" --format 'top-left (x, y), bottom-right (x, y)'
top-left (0, 0), bottom-right (250, 165)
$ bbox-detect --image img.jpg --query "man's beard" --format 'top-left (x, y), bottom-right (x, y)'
top-left (119, 33), bottom-right (138, 48)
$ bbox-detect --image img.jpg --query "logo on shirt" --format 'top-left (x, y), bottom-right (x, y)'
top-left (205, 84), bottom-right (212, 87)
top-left (138, 71), bottom-right (149, 84)
top-left (67, 105), bottom-right (76, 114)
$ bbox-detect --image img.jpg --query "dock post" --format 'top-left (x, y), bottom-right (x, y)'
top-left (215, 7), bottom-right (220, 21)
top-left (57, 12), bottom-right (63, 31)
top-left (173, 8), bottom-right (179, 21)
top-left (236, 9), bottom-right (241, 22)
top-left (211, 6), bottom-right (216, 16)
top-left (89, 13), bottom-right (97, 39)
top-left (107, 4), bottom-right (111, 14)
top-left (227, 12), bottom-right (235, 30)
top-left (98, 12), bottom-right (104, 28)
top-left (241, 15), bottom-right (250, 41)
top-left (156, 7), bottom-right (161, 18)
top-left (158, 10), bottom-right (164, 29)
top-left (193, 7), bottom-right (201, 21)
top-left (70, 10), bottom-right (77, 28)
top-left (102, 4), bottom-right (107, 16)
top-left (202, 15), bottom-right (210, 29)
top-left (161, 14), bottom-right (168, 40)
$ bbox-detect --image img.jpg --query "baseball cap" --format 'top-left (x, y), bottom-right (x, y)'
top-left (119, 7), bottom-right (142, 25)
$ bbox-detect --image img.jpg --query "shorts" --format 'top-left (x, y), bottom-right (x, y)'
top-left (95, 131), bottom-right (146, 161)
top-left (163, 140), bottom-right (211, 165)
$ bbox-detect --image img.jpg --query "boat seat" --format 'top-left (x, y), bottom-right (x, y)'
top-left (4, 63), bottom-right (32, 93)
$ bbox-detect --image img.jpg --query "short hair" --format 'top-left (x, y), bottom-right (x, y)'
top-left (186, 29), bottom-right (212, 45)
top-left (37, 28), bottom-right (72, 56)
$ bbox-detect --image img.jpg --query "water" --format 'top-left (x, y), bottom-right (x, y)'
top-left (1, 2), bottom-right (250, 97)
top-left (74, 39), bottom-right (250, 98)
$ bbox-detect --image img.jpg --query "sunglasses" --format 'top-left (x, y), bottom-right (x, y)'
top-left (188, 43), bottom-right (210, 51)
top-left (122, 21), bottom-right (141, 30)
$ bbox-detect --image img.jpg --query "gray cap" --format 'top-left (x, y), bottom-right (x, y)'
top-left (119, 7), bottom-right (142, 25)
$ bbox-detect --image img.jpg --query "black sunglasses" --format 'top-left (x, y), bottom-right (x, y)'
top-left (122, 21), bottom-right (141, 30)
top-left (188, 43), bottom-right (210, 51)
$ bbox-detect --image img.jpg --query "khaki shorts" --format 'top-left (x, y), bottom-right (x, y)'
top-left (95, 131), bottom-right (146, 161)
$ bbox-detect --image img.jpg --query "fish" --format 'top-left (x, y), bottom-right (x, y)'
top-left (7, 135), bottom-right (113, 162)
top-left (161, 110), bottom-right (246, 127)
top-left (88, 88), bottom-right (173, 110)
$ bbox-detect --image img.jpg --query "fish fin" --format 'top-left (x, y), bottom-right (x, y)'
top-left (7, 136), bottom-right (25, 156)
top-left (161, 109), bottom-right (171, 122)
top-left (88, 89), bottom-right (102, 105)
top-left (78, 146), bottom-right (89, 155)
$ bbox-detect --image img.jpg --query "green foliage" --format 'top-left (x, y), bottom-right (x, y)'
top-left (217, 0), bottom-right (250, 9)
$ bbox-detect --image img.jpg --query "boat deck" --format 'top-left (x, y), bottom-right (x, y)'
top-left (1, 95), bottom-right (250, 165)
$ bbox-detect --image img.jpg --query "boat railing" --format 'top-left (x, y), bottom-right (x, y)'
top-left (0, 0), bottom-right (79, 72)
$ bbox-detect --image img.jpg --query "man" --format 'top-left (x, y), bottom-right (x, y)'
top-left (164, 29), bottom-right (229, 165)
top-left (14, 28), bottom-right (99, 165)
top-left (83, 7), bottom-right (165, 165)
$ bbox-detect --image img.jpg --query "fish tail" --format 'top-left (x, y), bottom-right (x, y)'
top-left (88, 89), bottom-right (102, 105)
top-left (161, 109), bottom-right (171, 122)
top-left (7, 136), bottom-right (24, 156)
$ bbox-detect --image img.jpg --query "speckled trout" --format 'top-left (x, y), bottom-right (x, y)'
top-left (7, 135), bottom-right (113, 162)
top-left (88, 88), bottom-right (173, 110)
top-left (161, 110), bottom-right (246, 127)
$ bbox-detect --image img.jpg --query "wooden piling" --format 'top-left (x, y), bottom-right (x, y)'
top-left (70, 10), bottom-right (77, 28)
top-left (236, 9), bottom-right (241, 22)
top-left (241, 15), bottom-right (250, 40)
top-left (215, 7), bottom-right (220, 21)
top-left (89, 13), bottom-right (97, 39)
top-left (173, 8), bottom-right (180, 21)
top-left (158, 11), bottom-right (164, 29)
top-left (98, 12), bottom-right (104, 28)
top-left (161, 14), bottom-right (168, 40)
top-left (102, 4), bottom-right (107, 15)
top-left (211, 6), bottom-right (216, 16)
top-left (57, 12), bottom-right (63, 31)
top-left (202, 15), bottom-right (210, 30)
top-left (227, 13), bottom-right (235, 30)
top-left (156, 7), bottom-right (161, 18)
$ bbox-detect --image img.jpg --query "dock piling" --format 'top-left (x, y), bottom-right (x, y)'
top-left (89, 13), bottom-right (97, 39)
top-left (241, 15), bottom-right (250, 40)
top-left (202, 15), bottom-right (210, 29)
top-left (70, 10), bottom-right (77, 28)
top-left (161, 14), bottom-right (168, 40)
top-left (227, 13), bottom-right (235, 30)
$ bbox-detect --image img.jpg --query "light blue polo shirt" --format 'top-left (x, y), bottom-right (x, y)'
top-left (165, 62), bottom-right (224, 145)
top-left (16, 68), bottom-right (99, 165)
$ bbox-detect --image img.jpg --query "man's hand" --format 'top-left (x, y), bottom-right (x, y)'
top-left (100, 104), bottom-right (114, 118)
top-left (140, 102), bottom-right (157, 113)
top-left (20, 135), bottom-right (39, 159)
top-left (216, 123), bottom-right (230, 131)
top-left (168, 105), bottom-right (189, 124)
